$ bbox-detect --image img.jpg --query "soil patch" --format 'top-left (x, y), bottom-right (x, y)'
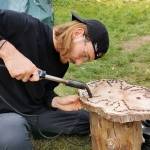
top-left (121, 35), bottom-right (150, 52)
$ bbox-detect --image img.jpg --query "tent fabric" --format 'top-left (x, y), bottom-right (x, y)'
top-left (0, 0), bottom-right (54, 26)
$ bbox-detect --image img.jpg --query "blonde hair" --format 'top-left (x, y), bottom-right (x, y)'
top-left (54, 21), bottom-right (88, 64)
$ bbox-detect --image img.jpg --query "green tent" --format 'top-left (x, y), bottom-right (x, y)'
top-left (0, 0), bottom-right (54, 26)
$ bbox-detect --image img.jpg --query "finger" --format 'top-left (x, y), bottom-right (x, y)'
top-left (22, 75), bottom-right (31, 82)
top-left (10, 70), bottom-right (24, 79)
top-left (29, 70), bottom-right (39, 82)
top-left (58, 101), bottom-right (82, 111)
top-left (15, 75), bottom-right (24, 80)
top-left (75, 102), bottom-right (82, 110)
top-left (14, 72), bottom-right (27, 80)
top-left (69, 95), bottom-right (80, 101)
top-left (22, 68), bottom-right (37, 82)
top-left (58, 105), bottom-right (74, 111)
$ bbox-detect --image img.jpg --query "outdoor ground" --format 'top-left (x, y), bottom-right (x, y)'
top-left (33, 0), bottom-right (150, 149)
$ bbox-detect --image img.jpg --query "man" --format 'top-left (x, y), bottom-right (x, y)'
top-left (0, 9), bottom-right (109, 149)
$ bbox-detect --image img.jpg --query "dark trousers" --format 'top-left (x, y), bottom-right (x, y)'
top-left (142, 120), bottom-right (150, 150)
top-left (0, 109), bottom-right (89, 150)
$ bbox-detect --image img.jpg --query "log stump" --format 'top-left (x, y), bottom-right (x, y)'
top-left (79, 79), bottom-right (150, 150)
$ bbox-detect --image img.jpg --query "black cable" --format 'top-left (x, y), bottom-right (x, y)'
top-left (0, 65), bottom-right (90, 146)
top-left (64, 135), bottom-right (91, 147)
top-left (37, 115), bottom-right (63, 140)
top-left (0, 95), bottom-right (38, 117)
top-left (0, 95), bottom-right (63, 140)
top-left (0, 94), bottom-right (91, 146)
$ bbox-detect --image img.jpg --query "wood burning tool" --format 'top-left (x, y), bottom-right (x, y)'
top-left (0, 64), bottom-right (92, 97)
top-left (0, 64), bottom-right (92, 141)
top-left (38, 70), bottom-right (92, 98)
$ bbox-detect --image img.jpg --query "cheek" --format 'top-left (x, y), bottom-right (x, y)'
top-left (70, 46), bottom-right (82, 59)
top-left (87, 42), bottom-right (95, 60)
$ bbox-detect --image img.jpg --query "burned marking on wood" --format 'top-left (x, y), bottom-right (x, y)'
top-left (107, 80), bottom-right (113, 87)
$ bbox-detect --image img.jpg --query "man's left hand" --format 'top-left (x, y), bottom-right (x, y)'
top-left (51, 95), bottom-right (82, 111)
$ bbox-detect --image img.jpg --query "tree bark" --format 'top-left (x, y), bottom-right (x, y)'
top-left (90, 112), bottom-right (142, 150)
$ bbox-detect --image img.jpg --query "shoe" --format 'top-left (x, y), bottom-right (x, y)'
top-left (143, 120), bottom-right (150, 127)
top-left (141, 134), bottom-right (150, 150)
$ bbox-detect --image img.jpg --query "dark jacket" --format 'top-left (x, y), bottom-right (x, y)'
top-left (0, 9), bottom-right (69, 114)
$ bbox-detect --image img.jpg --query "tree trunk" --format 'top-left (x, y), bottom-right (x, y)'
top-left (90, 112), bottom-right (142, 150)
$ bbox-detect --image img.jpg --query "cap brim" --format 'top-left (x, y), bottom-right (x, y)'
top-left (72, 12), bottom-right (86, 24)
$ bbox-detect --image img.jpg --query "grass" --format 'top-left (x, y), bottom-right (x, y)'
top-left (34, 0), bottom-right (150, 149)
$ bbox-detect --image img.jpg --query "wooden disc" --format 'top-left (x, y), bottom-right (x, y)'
top-left (79, 79), bottom-right (150, 123)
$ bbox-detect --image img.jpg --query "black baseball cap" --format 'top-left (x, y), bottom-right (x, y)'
top-left (72, 12), bottom-right (109, 59)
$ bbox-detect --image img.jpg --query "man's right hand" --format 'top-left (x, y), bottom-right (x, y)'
top-left (0, 41), bottom-right (39, 82)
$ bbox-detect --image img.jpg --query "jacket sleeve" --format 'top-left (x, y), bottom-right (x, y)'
top-left (0, 35), bottom-right (4, 40)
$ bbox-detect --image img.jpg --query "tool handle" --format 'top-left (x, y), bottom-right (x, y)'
top-left (38, 70), bottom-right (47, 78)
top-left (38, 70), bottom-right (92, 98)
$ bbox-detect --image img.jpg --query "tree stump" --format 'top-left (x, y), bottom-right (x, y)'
top-left (79, 79), bottom-right (150, 150)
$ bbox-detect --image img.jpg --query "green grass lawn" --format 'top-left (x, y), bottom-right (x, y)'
top-left (34, 0), bottom-right (150, 149)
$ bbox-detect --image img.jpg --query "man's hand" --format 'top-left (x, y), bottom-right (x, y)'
top-left (0, 41), bottom-right (39, 82)
top-left (51, 95), bottom-right (82, 111)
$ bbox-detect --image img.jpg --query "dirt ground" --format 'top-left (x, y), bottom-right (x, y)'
top-left (121, 35), bottom-right (150, 52)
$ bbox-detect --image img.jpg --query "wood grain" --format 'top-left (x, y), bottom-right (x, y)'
top-left (79, 79), bottom-right (150, 123)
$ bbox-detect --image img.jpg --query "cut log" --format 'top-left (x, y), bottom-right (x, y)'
top-left (79, 79), bottom-right (150, 150)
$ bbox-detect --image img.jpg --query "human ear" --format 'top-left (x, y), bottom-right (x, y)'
top-left (72, 28), bottom-right (85, 38)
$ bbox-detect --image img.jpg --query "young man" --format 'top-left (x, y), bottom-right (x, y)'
top-left (0, 9), bottom-right (109, 149)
